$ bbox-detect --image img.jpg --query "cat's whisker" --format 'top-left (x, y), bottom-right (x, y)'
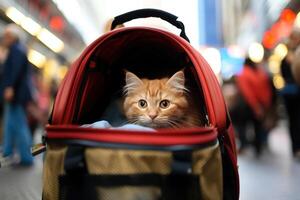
top-left (166, 119), bottom-right (181, 128)
top-left (169, 123), bottom-right (179, 128)
top-left (126, 116), bottom-right (140, 125)
top-left (127, 120), bottom-right (138, 124)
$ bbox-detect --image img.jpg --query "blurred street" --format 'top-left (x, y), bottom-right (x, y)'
top-left (1, 0), bottom-right (300, 199)
top-left (0, 121), bottom-right (299, 200)
top-left (0, 154), bottom-right (43, 200)
top-left (239, 121), bottom-right (300, 200)
top-left (0, 132), bottom-right (43, 200)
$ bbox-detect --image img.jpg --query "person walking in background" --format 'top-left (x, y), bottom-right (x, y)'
top-left (0, 44), bottom-right (8, 145)
top-left (280, 28), bottom-right (300, 159)
top-left (292, 45), bottom-right (300, 85)
top-left (0, 24), bottom-right (34, 166)
top-left (235, 57), bottom-right (273, 156)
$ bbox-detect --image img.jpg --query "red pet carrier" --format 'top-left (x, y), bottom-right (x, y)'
top-left (43, 9), bottom-right (239, 200)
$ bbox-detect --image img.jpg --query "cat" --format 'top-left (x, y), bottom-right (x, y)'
top-left (123, 70), bottom-right (203, 128)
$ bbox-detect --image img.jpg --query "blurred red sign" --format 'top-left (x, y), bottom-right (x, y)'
top-left (263, 9), bottom-right (295, 49)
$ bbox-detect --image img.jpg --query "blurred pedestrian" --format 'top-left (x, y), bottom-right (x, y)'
top-left (280, 28), bottom-right (300, 158)
top-left (292, 46), bottom-right (300, 85)
top-left (235, 57), bottom-right (273, 156)
top-left (0, 44), bottom-right (8, 144)
top-left (27, 72), bottom-right (50, 135)
top-left (0, 24), bottom-right (34, 165)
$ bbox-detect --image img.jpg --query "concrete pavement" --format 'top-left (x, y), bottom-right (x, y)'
top-left (239, 121), bottom-right (300, 200)
top-left (0, 155), bottom-right (43, 200)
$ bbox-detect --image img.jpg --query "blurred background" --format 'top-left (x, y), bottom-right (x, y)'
top-left (0, 0), bottom-right (300, 199)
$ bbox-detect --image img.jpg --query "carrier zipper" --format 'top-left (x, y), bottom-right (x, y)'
top-left (45, 137), bottom-right (218, 151)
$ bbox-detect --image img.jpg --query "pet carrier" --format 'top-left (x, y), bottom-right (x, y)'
top-left (42, 9), bottom-right (239, 200)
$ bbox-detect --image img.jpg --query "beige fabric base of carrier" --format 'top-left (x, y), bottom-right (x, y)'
top-left (42, 143), bottom-right (222, 200)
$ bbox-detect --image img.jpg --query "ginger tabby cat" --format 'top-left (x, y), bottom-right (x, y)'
top-left (123, 70), bottom-right (203, 128)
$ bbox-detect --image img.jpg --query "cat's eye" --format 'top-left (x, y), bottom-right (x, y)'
top-left (159, 99), bottom-right (170, 109)
top-left (138, 99), bottom-right (148, 108)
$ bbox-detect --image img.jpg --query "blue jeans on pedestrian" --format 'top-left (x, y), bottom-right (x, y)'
top-left (2, 103), bottom-right (33, 164)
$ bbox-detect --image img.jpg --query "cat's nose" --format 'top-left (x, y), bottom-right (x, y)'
top-left (149, 114), bottom-right (158, 120)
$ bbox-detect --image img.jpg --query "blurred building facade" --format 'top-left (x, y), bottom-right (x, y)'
top-left (0, 0), bottom-right (86, 85)
top-left (2, 0), bottom-right (298, 86)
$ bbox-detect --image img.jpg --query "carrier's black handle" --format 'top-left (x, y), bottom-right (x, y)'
top-left (111, 8), bottom-right (190, 42)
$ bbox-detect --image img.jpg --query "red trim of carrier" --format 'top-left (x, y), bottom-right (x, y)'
top-left (46, 126), bottom-right (218, 146)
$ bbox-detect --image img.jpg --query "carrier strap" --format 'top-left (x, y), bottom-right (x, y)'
top-left (64, 146), bottom-right (87, 174)
top-left (60, 173), bottom-right (201, 200)
top-left (111, 8), bottom-right (190, 42)
top-left (171, 150), bottom-right (193, 174)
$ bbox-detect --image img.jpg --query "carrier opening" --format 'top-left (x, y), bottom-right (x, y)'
top-left (74, 28), bottom-right (209, 128)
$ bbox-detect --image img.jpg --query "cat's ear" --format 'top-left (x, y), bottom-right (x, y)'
top-left (167, 71), bottom-right (188, 92)
top-left (124, 71), bottom-right (143, 94)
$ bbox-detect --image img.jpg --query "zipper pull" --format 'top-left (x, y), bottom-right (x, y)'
top-left (31, 143), bottom-right (47, 156)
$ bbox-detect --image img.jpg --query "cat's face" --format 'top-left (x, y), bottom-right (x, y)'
top-left (123, 71), bottom-right (189, 128)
